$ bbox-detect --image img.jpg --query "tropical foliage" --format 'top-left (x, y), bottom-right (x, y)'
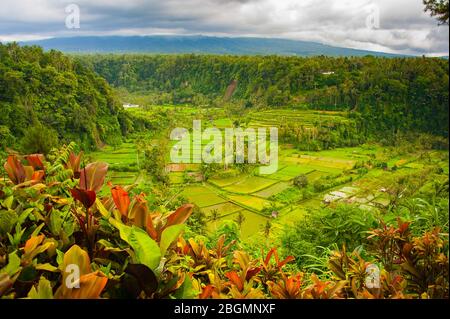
top-left (0, 150), bottom-right (447, 299)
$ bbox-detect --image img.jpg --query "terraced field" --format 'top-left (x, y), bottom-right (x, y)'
top-left (88, 142), bottom-right (142, 186)
top-left (247, 109), bottom-right (352, 128)
top-left (88, 108), bottom-right (448, 240)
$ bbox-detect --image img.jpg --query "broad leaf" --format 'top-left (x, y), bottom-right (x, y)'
top-left (110, 219), bottom-right (161, 270)
top-left (79, 162), bottom-right (108, 193)
top-left (109, 184), bottom-right (131, 217)
top-left (160, 224), bottom-right (185, 256)
top-left (25, 154), bottom-right (45, 170)
top-left (55, 245), bottom-right (108, 299)
top-left (165, 204), bottom-right (194, 229)
top-left (0, 251), bottom-right (21, 277)
top-left (4, 155), bottom-right (26, 185)
top-left (70, 188), bottom-right (96, 209)
top-left (55, 272), bottom-right (108, 299)
top-left (225, 271), bottom-right (244, 291)
top-left (125, 264), bottom-right (158, 297)
top-left (61, 245), bottom-right (91, 277)
top-left (67, 151), bottom-right (83, 177)
top-left (27, 276), bottom-right (54, 299)
top-left (173, 275), bottom-right (198, 299)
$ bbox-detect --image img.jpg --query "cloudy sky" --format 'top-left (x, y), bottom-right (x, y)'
top-left (0, 0), bottom-right (448, 56)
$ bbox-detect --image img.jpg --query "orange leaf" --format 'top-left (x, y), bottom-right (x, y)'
top-left (25, 154), bottom-right (45, 170)
top-left (146, 215), bottom-right (158, 241)
top-left (264, 248), bottom-right (276, 266)
top-left (24, 235), bottom-right (45, 255)
top-left (79, 162), bottom-right (108, 193)
top-left (130, 193), bottom-right (149, 227)
top-left (66, 272), bottom-right (108, 299)
top-left (109, 184), bottom-right (131, 217)
top-left (165, 204), bottom-right (194, 228)
top-left (67, 151), bottom-right (83, 177)
top-left (278, 255), bottom-right (295, 268)
top-left (225, 271), bottom-right (244, 291)
top-left (4, 155), bottom-right (26, 184)
top-left (199, 285), bottom-right (214, 299)
top-left (31, 170), bottom-right (45, 182)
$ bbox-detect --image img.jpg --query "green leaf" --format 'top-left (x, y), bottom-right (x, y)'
top-left (97, 239), bottom-right (124, 252)
top-left (95, 198), bottom-right (111, 219)
top-left (56, 249), bottom-right (64, 268)
top-left (0, 251), bottom-right (22, 277)
top-left (18, 208), bottom-right (34, 225)
top-left (0, 210), bottom-right (18, 236)
top-left (3, 196), bottom-right (14, 210)
top-left (30, 223), bottom-right (45, 237)
top-left (49, 209), bottom-right (74, 238)
top-left (160, 224), bottom-right (185, 256)
top-left (173, 275), bottom-right (198, 299)
top-left (110, 219), bottom-right (161, 271)
top-left (27, 276), bottom-right (54, 299)
top-left (35, 263), bottom-right (59, 272)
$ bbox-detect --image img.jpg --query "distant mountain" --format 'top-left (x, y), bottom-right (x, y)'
top-left (21, 35), bottom-right (404, 57)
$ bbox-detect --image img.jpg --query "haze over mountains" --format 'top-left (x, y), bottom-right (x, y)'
top-left (21, 35), bottom-right (405, 57)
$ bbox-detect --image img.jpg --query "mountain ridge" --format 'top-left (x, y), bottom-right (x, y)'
top-left (20, 35), bottom-right (406, 57)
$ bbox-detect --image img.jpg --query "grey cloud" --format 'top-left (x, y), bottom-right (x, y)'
top-left (0, 0), bottom-right (448, 55)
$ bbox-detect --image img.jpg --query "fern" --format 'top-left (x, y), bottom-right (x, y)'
top-left (47, 142), bottom-right (77, 175)
top-left (46, 168), bottom-right (74, 183)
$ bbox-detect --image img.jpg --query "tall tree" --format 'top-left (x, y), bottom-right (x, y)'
top-left (423, 0), bottom-right (449, 24)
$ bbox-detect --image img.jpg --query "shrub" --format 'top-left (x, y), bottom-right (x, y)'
top-left (20, 123), bottom-right (59, 155)
top-left (293, 174), bottom-right (308, 189)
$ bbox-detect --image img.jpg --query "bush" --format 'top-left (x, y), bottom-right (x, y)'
top-left (279, 204), bottom-right (378, 269)
top-left (293, 174), bottom-right (308, 189)
top-left (20, 123), bottom-right (59, 155)
top-left (0, 126), bottom-right (15, 150)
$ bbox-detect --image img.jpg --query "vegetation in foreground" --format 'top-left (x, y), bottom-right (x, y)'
top-left (0, 147), bottom-right (448, 299)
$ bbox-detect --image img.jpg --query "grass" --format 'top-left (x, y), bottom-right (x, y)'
top-left (209, 175), bottom-right (243, 187)
top-left (107, 171), bottom-right (138, 185)
top-left (89, 142), bottom-right (141, 187)
top-left (202, 202), bottom-right (243, 216)
top-left (89, 143), bottom-right (140, 166)
top-left (206, 210), bottom-right (269, 239)
top-left (223, 176), bottom-right (277, 194)
top-left (306, 170), bottom-right (327, 181)
top-left (227, 194), bottom-right (276, 212)
top-left (270, 187), bottom-right (303, 204)
top-left (253, 182), bottom-right (291, 198)
top-left (181, 185), bottom-right (227, 207)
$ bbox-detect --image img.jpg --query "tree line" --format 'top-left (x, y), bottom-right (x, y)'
top-left (0, 43), bottom-right (129, 153)
top-left (78, 54), bottom-right (449, 138)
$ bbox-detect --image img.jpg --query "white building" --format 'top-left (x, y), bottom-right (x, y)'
top-left (123, 103), bottom-right (140, 109)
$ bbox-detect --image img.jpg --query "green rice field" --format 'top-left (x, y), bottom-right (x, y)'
top-left (87, 108), bottom-right (447, 240)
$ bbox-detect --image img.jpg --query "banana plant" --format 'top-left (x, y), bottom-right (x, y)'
top-left (3, 155), bottom-right (45, 186)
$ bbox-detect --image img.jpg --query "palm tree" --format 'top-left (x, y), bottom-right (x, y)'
top-left (234, 212), bottom-right (246, 235)
top-left (209, 209), bottom-right (220, 231)
top-left (260, 220), bottom-right (273, 247)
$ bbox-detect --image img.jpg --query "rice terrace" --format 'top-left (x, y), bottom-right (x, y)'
top-left (0, 0), bottom-right (449, 302)
top-left (87, 107), bottom-right (448, 240)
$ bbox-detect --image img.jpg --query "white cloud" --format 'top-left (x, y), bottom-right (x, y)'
top-left (0, 0), bottom-right (448, 55)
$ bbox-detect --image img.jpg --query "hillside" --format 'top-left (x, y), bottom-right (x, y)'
top-left (0, 42), bottom-right (127, 152)
top-left (22, 35), bottom-right (403, 57)
top-left (77, 54), bottom-right (449, 137)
